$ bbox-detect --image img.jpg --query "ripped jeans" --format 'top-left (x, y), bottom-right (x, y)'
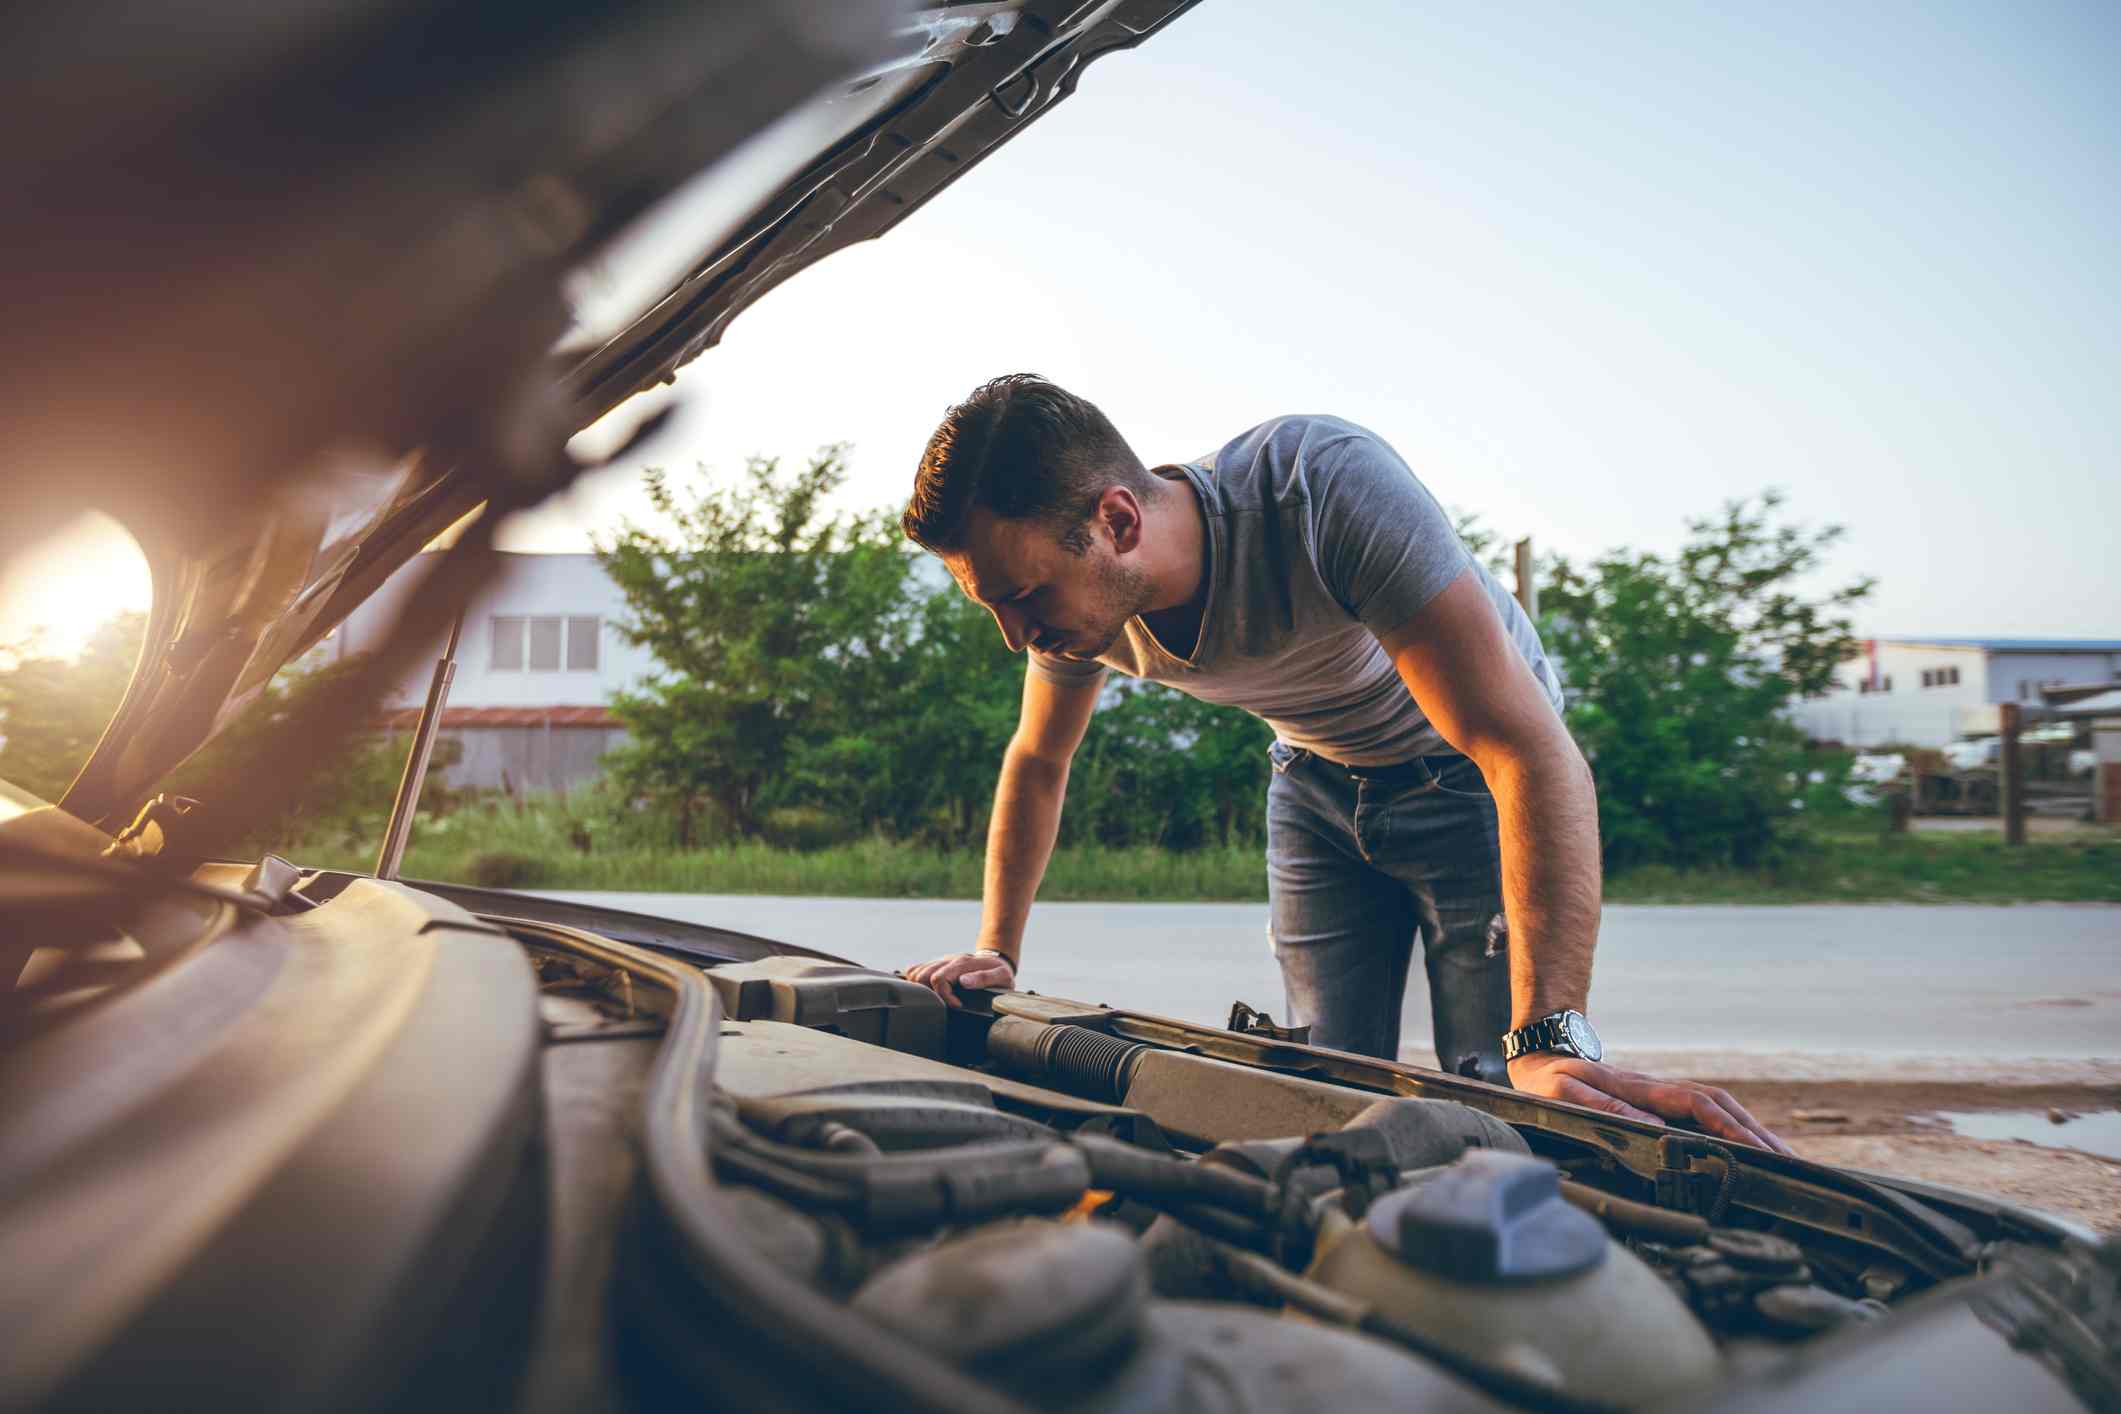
top-left (1265, 740), bottom-right (1513, 1083)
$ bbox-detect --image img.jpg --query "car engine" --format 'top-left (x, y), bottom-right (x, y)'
top-left (3, 864), bottom-right (2109, 1411)
top-left (532, 941), bottom-right (2106, 1413)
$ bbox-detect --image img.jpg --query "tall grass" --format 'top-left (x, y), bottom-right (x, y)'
top-left (1605, 827), bottom-right (2121, 904)
top-left (294, 834), bottom-right (1271, 900)
top-left (285, 791), bottom-right (2120, 903)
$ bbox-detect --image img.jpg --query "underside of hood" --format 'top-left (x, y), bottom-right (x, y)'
top-left (0, 0), bottom-right (1202, 831)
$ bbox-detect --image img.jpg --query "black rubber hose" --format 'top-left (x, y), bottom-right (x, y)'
top-left (984, 1017), bottom-right (1148, 1102)
top-left (717, 1124), bottom-right (1062, 1182)
top-left (713, 1121), bottom-right (1091, 1231)
top-left (817, 1121), bottom-right (883, 1157)
top-left (728, 1125), bottom-right (1276, 1222)
top-left (775, 1101), bottom-right (1056, 1152)
top-left (1071, 1134), bottom-right (1278, 1219)
top-left (721, 1110), bottom-right (1293, 1248)
top-left (1162, 1202), bottom-right (1277, 1253)
top-left (710, 1142), bottom-right (862, 1212)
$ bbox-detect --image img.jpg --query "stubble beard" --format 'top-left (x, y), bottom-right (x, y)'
top-left (1063, 552), bottom-right (1154, 660)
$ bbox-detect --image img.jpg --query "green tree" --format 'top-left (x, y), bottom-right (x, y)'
top-left (0, 613), bottom-right (147, 802)
top-left (165, 654), bottom-right (457, 855)
top-left (1065, 684), bottom-right (1273, 851)
top-left (0, 612), bottom-right (447, 849)
top-left (790, 581), bottom-right (1023, 844)
top-left (1450, 508), bottom-right (1516, 579)
top-left (594, 448), bottom-right (916, 842)
top-left (1540, 491), bottom-right (1871, 870)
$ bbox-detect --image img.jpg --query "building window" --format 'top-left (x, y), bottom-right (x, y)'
top-left (567, 616), bottom-right (599, 671)
top-left (492, 615), bottom-right (524, 670)
top-left (1920, 669), bottom-right (1932, 688)
top-left (491, 614), bottom-right (600, 671)
top-left (526, 617), bottom-right (561, 671)
top-left (1880, 674), bottom-right (1891, 692)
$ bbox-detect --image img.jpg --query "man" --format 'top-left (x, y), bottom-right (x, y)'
top-left (901, 374), bottom-right (1786, 1152)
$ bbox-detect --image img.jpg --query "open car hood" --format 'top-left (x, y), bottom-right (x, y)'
top-left (3, 0), bottom-right (1201, 830)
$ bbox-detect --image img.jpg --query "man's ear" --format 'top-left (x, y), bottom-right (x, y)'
top-left (1096, 485), bottom-right (1144, 553)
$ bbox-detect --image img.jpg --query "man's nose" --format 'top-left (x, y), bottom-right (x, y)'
top-left (990, 601), bottom-right (1030, 653)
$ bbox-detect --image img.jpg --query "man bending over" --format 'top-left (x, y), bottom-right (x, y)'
top-left (899, 374), bottom-right (1785, 1152)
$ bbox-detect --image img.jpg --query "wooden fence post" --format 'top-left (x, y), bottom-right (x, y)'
top-left (1999, 702), bottom-right (2026, 846)
top-left (1514, 537), bottom-right (1537, 618)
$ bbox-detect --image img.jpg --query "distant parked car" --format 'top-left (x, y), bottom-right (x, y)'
top-left (1940, 737), bottom-right (1999, 770)
top-left (1850, 752), bottom-right (1907, 784)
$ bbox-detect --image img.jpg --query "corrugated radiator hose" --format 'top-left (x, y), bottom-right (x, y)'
top-left (983, 1015), bottom-right (1148, 1103)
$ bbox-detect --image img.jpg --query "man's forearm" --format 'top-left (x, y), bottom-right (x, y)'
top-left (1480, 734), bottom-right (1602, 1028)
top-left (976, 747), bottom-right (1070, 962)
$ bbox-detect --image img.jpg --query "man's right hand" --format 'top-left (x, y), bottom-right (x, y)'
top-left (905, 950), bottom-right (1017, 1007)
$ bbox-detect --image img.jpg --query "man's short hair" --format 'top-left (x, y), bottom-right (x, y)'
top-left (902, 374), bottom-right (1153, 554)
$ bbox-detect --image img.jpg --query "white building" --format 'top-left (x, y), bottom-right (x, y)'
top-left (332, 553), bottom-right (647, 792)
top-left (1790, 637), bottom-right (2121, 748)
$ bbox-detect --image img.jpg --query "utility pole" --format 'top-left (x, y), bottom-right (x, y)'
top-left (1998, 702), bottom-right (2026, 847)
top-left (1513, 537), bottom-right (1537, 618)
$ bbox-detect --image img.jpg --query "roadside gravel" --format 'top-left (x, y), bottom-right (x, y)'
top-left (1627, 1052), bottom-right (2121, 1234)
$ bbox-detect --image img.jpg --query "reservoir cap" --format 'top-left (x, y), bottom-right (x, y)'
top-left (1368, 1150), bottom-right (1607, 1284)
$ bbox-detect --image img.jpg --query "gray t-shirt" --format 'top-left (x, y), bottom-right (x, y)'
top-left (1028, 414), bottom-right (1563, 767)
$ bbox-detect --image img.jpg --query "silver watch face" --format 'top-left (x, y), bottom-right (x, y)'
top-left (1565, 1011), bottom-right (1603, 1062)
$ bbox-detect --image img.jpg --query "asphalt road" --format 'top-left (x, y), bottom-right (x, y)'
top-left (540, 894), bottom-right (2121, 1067)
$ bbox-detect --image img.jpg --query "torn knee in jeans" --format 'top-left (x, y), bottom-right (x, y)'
top-left (1483, 911), bottom-right (1508, 958)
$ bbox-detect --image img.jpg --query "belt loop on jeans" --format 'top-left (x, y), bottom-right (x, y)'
top-left (1269, 742), bottom-right (1311, 775)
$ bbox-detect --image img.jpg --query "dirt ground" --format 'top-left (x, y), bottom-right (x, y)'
top-left (1700, 1076), bottom-right (2121, 1234)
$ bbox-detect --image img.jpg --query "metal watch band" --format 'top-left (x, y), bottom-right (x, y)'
top-left (1501, 1013), bottom-right (1570, 1062)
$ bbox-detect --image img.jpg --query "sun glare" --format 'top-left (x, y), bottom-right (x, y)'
top-left (0, 512), bottom-right (153, 664)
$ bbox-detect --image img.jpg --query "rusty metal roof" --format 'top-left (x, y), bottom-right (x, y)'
top-left (376, 706), bottom-right (619, 730)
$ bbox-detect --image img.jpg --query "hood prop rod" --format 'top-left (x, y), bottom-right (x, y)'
top-left (375, 604), bottom-right (466, 881)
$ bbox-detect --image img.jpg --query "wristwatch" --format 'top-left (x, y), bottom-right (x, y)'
top-left (1501, 1009), bottom-right (1602, 1063)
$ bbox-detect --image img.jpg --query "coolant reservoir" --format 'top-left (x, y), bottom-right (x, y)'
top-left (1307, 1150), bottom-right (1720, 1406)
top-left (853, 1219), bottom-right (1513, 1411)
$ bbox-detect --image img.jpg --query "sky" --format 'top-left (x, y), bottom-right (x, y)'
top-left (5, 0), bottom-right (2116, 657)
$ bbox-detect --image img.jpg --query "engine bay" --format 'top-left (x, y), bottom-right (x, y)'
top-left (3, 863), bottom-right (2109, 1412)
top-left (528, 937), bottom-right (2111, 1413)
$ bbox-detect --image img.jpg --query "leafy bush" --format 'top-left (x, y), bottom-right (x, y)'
top-left (595, 449), bottom-right (920, 842)
top-left (164, 655), bottom-right (463, 855)
top-left (0, 615), bottom-right (459, 851)
top-left (4, 467), bottom-right (1884, 886)
top-left (465, 851), bottom-right (553, 889)
top-left (1063, 681), bottom-right (1273, 851)
top-left (0, 613), bottom-right (147, 802)
top-left (1542, 492), bottom-right (1871, 870)
top-left (757, 804), bottom-right (862, 853)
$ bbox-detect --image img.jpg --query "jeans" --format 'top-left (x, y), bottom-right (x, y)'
top-left (1265, 740), bottom-right (1513, 1083)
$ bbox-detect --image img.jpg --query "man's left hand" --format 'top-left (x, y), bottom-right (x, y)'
top-left (1507, 1053), bottom-right (1794, 1155)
